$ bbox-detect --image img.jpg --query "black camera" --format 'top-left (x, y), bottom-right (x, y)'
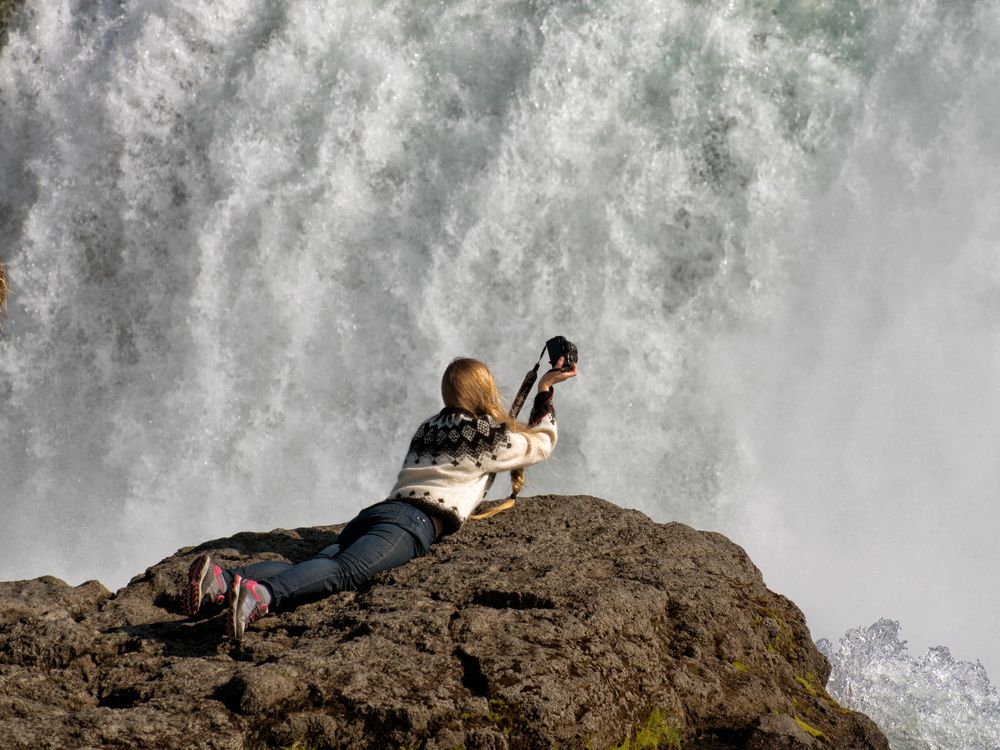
top-left (546, 336), bottom-right (578, 372)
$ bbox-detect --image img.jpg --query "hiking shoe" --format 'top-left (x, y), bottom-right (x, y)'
top-left (182, 553), bottom-right (226, 618)
top-left (227, 575), bottom-right (271, 642)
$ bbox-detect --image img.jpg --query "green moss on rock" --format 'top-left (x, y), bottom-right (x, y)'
top-left (612, 708), bottom-right (682, 750)
top-left (794, 715), bottom-right (827, 740)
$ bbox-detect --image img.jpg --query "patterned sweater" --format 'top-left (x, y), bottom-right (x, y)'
top-left (387, 390), bottom-right (557, 534)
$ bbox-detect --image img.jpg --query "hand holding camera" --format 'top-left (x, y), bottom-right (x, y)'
top-left (538, 356), bottom-right (578, 391)
top-left (538, 336), bottom-right (579, 392)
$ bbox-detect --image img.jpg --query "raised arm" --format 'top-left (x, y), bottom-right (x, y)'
top-left (488, 359), bottom-right (577, 472)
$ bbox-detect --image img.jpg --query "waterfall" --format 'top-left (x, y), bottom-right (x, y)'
top-left (2, 1), bottom-right (999, 727)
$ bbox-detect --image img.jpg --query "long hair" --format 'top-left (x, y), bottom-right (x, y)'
top-left (441, 357), bottom-right (530, 497)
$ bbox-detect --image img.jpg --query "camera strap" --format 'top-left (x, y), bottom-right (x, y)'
top-left (507, 344), bottom-right (547, 420)
top-left (478, 345), bottom-right (547, 500)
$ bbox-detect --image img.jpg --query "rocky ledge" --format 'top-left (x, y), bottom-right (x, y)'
top-left (0, 495), bottom-right (888, 749)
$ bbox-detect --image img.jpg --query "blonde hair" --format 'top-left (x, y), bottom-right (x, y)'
top-left (441, 357), bottom-right (530, 497)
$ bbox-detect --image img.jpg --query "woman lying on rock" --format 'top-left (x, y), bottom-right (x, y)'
top-left (182, 356), bottom-right (577, 641)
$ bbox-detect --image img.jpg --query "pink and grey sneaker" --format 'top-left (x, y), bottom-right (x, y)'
top-left (227, 574), bottom-right (271, 642)
top-left (182, 553), bottom-right (227, 618)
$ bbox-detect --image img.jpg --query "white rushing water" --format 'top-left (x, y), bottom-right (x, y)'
top-left (2, 0), bottom-right (1000, 743)
top-left (819, 620), bottom-right (1000, 750)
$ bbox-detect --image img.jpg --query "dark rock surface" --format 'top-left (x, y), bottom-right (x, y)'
top-left (0, 0), bottom-right (25, 48)
top-left (0, 495), bottom-right (889, 749)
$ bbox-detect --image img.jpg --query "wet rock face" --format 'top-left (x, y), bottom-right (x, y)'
top-left (0, 495), bottom-right (889, 749)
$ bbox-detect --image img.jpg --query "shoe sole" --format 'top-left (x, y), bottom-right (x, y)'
top-left (183, 553), bottom-right (212, 618)
top-left (228, 574), bottom-right (245, 642)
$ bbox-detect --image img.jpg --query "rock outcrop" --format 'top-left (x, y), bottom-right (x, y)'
top-left (0, 495), bottom-right (889, 749)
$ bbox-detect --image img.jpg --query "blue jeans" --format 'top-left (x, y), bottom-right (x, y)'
top-left (229, 501), bottom-right (437, 610)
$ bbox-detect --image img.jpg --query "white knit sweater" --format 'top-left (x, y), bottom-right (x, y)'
top-left (387, 397), bottom-right (557, 534)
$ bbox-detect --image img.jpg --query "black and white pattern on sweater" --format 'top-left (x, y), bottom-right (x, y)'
top-left (387, 397), bottom-right (557, 534)
top-left (404, 408), bottom-right (513, 468)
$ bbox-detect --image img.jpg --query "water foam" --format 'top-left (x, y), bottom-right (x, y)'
top-left (820, 621), bottom-right (1000, 750)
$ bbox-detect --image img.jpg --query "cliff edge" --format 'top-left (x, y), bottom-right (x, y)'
top-left (0, 495), bottom-right (888, 749)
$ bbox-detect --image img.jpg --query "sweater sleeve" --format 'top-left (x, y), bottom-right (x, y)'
top-left (487, 391), bottom-right (557, 473)
top-left (527, 388), bottom-right (554, 426)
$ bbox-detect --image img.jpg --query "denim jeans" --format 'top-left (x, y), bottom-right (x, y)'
top-left (229, 501), bottom-right (437, 610)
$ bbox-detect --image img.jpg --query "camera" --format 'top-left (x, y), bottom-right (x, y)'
top-left (545, 336), bottom-right (578, 372)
